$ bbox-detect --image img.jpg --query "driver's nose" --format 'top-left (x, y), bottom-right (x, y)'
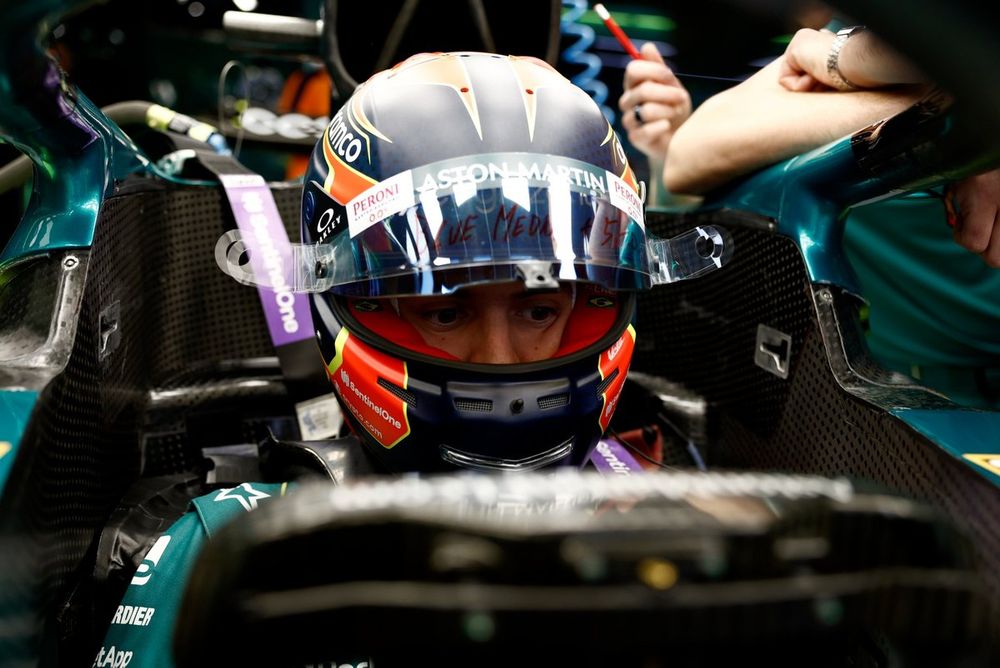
top-left (467, 308), bottom-right (519, 364)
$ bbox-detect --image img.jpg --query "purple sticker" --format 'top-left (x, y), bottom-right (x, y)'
top-left (219, 173), bottom-right (314, 347)
top-left (589, 438), bottom-right (645, 475)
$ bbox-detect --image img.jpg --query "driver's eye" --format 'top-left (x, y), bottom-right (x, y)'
top-left (429, 308), bottom-right (461, 325)
top-left (528, 306), bottom-right (557, 321)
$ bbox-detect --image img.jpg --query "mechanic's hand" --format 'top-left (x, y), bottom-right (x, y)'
top-left (618, 42), bottom-right (691, 160)
top-left (778, 28), bottom-right (839, 91)
top-left (951, 168), bottom-right (1000, 268)
top-left (779, 27), bottom-right (928, 92)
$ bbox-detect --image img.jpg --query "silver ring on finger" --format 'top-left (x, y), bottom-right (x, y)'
top-left (633, 104), bottom-right (644, 124)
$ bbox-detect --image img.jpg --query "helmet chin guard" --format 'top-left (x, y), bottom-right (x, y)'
top-left (311, 284), bottom-right (637, 473)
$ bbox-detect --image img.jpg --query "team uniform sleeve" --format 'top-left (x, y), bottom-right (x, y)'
top-left (94, 481), bottom-right (370, 668)
top-left (94, 481), bottom-right (289, 668)
top-left (93, 511), bottom-right (206, 668)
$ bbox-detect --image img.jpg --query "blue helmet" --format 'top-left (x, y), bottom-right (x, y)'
top-left (301, 52), bottom-right (647, 473)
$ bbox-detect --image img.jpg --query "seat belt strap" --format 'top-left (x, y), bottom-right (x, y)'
top-left (195, 151), bottom-right (339, 434)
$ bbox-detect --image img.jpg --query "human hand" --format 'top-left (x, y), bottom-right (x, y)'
top-left (777, 28), bottom-right (839, 91)
top-left (618, 42), bottom-right (691, 160)
top-left (950, 169), bottom-right (1000, 268)
top-left (778, 27), bottom-right (928, 92)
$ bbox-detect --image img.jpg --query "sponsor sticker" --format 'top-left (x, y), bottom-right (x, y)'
top-left (296, 393), bottom-right (344, 441)
top-left (606, 171), bottom-right (644, 229)
top-left (597, 324), bottom-right (636, 431)
top-left (328, 329), bottom-right (411, 448)
top-left (588, 296), bottom-right (616, 308)
top-left (347, 170), bottom-right (415, 238)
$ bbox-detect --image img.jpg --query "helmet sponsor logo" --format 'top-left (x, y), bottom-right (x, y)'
top-left (588, 296), bottom-right (615, 308)
top-left (327, 110), bottom-right (363, 163)
top-left (347, 170), bottom-right (416, 237)
top-left (606, 336), bottom-right (626, 362)
top-left (415, 157), bottom-right (607, 195)
top-left (606, 171), bottom-right (644, 229)
top-left (598, 325), bottom-right (636, 431)
top-left (339, 372), bottom-right (402, 430)
top-left (315, 207), bottom-right (342, 244)
top-left (329, 331), bottom-right (411, 448)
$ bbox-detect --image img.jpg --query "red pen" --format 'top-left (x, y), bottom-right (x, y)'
top-left (594, 4), bottom-right (642, 60)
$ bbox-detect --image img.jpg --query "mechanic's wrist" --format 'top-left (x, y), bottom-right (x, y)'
top-left (834, 29), bottom-right (928, 89)
top-left (827, 27), bottom-right (873, 89)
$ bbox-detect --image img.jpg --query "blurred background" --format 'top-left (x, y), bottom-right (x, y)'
top-left (20, 0), bottom-right (801, 186)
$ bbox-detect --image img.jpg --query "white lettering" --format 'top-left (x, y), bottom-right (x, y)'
top-left (111, 605), bottom-right (157, 627)
top-left (595, 441), bottom-right (632, 475)
top-left (327, 112), bottom-right (363, 163)
top-left (93, 646), bottom-right (133, 668)
top-left (316, 208), bottom-right (336, 234)
top-left (335, 372), bottom-right (402, 430)
top-left (246, 206), bottom-right (299, 333)
top-left (606, 336), bottom-right (625, 362)
top-left (131, 535), bottom-right (171, 586)
top-left (415, 159), bottom-right (608, 194)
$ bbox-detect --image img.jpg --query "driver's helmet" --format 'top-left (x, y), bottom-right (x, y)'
top-left (300, 52), bottom-right (651, 473)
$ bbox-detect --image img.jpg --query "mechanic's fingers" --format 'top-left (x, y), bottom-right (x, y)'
top-left (624, 44), bottom-right (680, 90)
top-left (619, 81), bottom-right (689, 114)
top-left (626, 100), bottom-right (687, 126)
top-left (626, 118), bottom-right (672, 151)
top-left (953, 203), bottom-right (995, 254)
top-left (982, 213), bottom-right (1000, 268)
top-left (952, 170), bottom-right (1000, 263)
top-left (620, 99), bottom-right (686, 137)
top-left (779, 73), bottom-right (815, 92)
top-left (638, 42), bottom-right (667, 65)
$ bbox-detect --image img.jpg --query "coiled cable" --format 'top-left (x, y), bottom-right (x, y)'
top-left (560, 0), bottom-right (614, 123)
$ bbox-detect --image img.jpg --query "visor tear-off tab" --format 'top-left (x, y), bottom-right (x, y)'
top-left (648, 225), bottom-right (732, 284)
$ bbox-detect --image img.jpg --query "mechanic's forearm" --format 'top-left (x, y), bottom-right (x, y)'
top-left (663, 60), bottom-right (925, 195)
top-left (839, 31), bottom-right (928, 88)
top-left (663, 96), bottom-right (860, 194)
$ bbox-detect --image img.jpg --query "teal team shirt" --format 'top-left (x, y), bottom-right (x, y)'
top-left (94, 481), bottom-right (370, 668)
top-left (95, 482), bottom-right (290, 667)
top-left (843, 192), bottom-right (1000, 407)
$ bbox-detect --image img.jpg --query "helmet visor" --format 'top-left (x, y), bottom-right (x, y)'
top-left (218, 152), bottom-right (731, 296)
